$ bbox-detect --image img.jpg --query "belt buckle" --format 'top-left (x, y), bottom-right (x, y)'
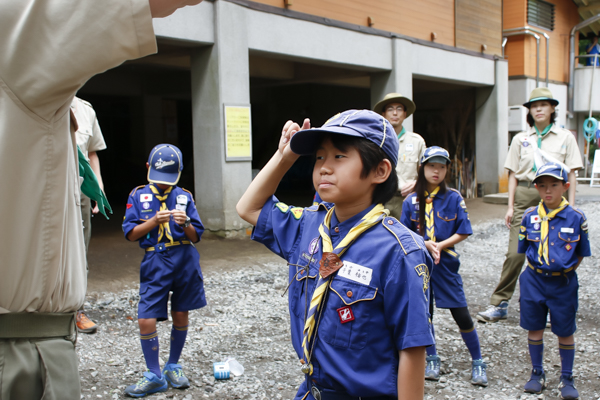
top-left (311, 385), bottom-right (322, 400)
top-left (156, 243), bottom-right (166, 253)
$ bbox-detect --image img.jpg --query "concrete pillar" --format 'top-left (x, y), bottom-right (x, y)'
top-left (475, 59), bottom-right (509, 195)
top-left (371, 38), bottom-right (414, 131)
top-left (190, 0), bottom-right (251, 233)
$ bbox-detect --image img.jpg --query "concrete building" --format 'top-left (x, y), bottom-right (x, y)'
top-left (79, 0), bottom-right (508, 234)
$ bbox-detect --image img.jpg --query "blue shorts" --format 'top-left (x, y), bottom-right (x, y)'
top-left (138, 244), bottom-right (206, 321)
top-left (519, 266), bottom-right (578, 337)
top-left (431, 250), bottom-right (467, 309)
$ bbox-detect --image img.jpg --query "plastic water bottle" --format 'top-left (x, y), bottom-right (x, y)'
top-left (225, 357), bottom-right (244, 376)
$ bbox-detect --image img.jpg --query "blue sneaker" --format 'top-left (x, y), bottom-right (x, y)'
top-left (558, 374), bottom-right (579, 399)
top-left (523, 369), bottom-right (546, 394)
top-left (476, 301), bottom-right (508, 323)
top-left (124, 371), bottom-right (168, 398)
top-left (163, 363), bottom-right (190, 389)
top-left (471, 359), bottom-right (488, 386)
top-left (425, 355), bottom-right (441, 381)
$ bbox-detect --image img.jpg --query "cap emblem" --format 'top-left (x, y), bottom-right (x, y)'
top-left (154, 158), bottom-right (175, 170)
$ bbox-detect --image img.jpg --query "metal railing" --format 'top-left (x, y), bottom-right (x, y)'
top-left (504, 26), bottom-right (550, 87)
top-left (502, 29), bottom-right (541, 87)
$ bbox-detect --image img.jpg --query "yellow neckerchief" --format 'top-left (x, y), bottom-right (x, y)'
top-left (424, 186), bottom-right (440, 241)
top-left (537, 197), bottom-right (568, 265)
top-left (149, 184), bottom-right (174, 244)
top-left (301, 204), bottom-right (388, 375)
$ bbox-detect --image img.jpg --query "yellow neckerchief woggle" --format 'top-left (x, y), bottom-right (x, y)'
top-left (424, 186), bottom-right (440, 241)
top-left (149, 184), bottom-right (174, 244)
top-left (537, 197), bottom-right (568, 265)
top-left (300, 204), bottom-right (389, 376)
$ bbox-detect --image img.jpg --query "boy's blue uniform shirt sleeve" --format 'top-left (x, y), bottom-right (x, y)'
top-left (450, 189), bottom-right (473, 236)
top-left (400, 194), bottom-right (418, 232)
top-left (517, 208), bottom-right (535, 254)
top-left (123, 185), bottom-right (145, 241)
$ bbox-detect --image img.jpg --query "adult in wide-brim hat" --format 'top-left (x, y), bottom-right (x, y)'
top-left (373, 93), bottom-right (416, 118)
top-left (522, 87), bottom-right (559, 108)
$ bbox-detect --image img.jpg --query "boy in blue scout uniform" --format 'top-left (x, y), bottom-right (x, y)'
top-left (237, 110), bottom-right (435, 400)
top-left (517, 162), bottom-right (591, 399)
top-left (400, 146), bottom-right (487, 387)
top-left (122, 144), bottom-right (206, 398)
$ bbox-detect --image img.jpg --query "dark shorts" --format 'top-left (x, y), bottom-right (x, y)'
top-left (519, 266), bottom-right (578, 337)
top-left (138, 244), bottom-right (206, 320)
top-left (431, 250), bottom-right (467, 309)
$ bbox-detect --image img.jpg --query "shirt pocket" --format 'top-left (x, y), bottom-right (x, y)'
top-left (558, 232), bottom-right (580, 263)
top-left (320, 278), bottom-right (378, 350)
top-left (289, 261), bottom-right (318, 318)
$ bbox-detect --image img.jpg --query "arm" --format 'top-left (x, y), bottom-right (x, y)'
top-left (424, 241), bottom-right (441, 264)
top-left (400, 181), bottom-right (416, 197)
top-left (88, 151), bottom-right (104, 214)
top-left (505, 171), bottom-right (517, 228)
top-left (237, 119), bottom-right (310, 226)
top-left (573, 256), bottom-right (584, 271)
top-left (172, 210), bottom-right (199, 242)
top-left (397, 347), bottom-right (426, 400)
top-left (437, 233), bottom-right (469, 251)
top-left (126, 210), bottom-right (171, 241)
top-left (567, 170), bottom-right (577, 205)
top-left (149, 0), bottom-right (203, 17)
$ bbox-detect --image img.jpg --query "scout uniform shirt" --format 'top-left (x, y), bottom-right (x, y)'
top-left (122, 185), bottom-right (204, 249)
top-left (505, 124), bottom-right (583, 182)
top-left (0, 0), bottom-right (156, 314)
top-left (518, 204), bottom-right (591, 272)
top-left (400, 188), bottom-right (472, 308)
top-left (253, 196), bottom-right (434, 398)
top-left (72, 97), bottom-right (107, 158)
top-left (396, 131), bottom-right (426, 189)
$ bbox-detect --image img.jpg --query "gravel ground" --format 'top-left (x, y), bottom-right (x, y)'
top-left (78, 201), bottom-right (600, 400)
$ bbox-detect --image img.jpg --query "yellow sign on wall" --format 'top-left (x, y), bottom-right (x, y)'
top-left (224, 105), bottom-right (252, 161)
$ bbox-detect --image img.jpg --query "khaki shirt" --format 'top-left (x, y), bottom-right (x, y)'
top-left (0, 0), bottom-right (156, 314)
top-left (504, 125), bottom-right (583, 182)
top-left (72, 97), bottom-right (107, 157)
top-left (396, 131), bottom-right (426, 189)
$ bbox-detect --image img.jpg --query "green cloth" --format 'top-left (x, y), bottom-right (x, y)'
top-left (78, 145), bottom-right (112, 219)
top-left (397, 126), bottom-right (406, 140)
top-left (532, 124), bottom-right (552, 172)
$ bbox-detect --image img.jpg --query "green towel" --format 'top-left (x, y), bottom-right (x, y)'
top-left (78, 145), bottom-right (112, 219)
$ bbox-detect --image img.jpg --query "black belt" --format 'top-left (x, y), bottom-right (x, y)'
top-left (310, 384), bottom-right (395, 400)
top-left (517, 181), bottom-right (533, 188)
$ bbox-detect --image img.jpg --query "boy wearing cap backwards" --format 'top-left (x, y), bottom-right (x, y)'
top-left (122, 144), bottom-right (206, 397)
top-left (518, 162), bottom-right (590, 399)
top-left (237, 110), bottom-right (434, 399)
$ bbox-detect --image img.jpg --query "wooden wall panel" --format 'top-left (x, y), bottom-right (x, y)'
top-left (250, 0), bottom-right (456, 47)
top-left (456, 0), bottom-right (503, 55)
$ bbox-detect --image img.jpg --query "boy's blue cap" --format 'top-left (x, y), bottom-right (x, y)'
top-left (147, 144), bottom-right (183, 185)
top-left (421, 146), bottom-right (451, 165)
top-left (534, 162), bottom-right (569, 183)
top-left (289, 109), bottom-right (398, 166)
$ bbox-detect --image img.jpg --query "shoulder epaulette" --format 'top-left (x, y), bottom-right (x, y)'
top-left (523, 206), bottom-right (537, 217)
top-left (181, 188), bottom-right (195, 202)
top-left (572, 207), bottom-right (586, 220)
top-left (129, 185), bottom-right (146, 197)
top-left (381, 216), bottom-right (423, 255)
top-left (79, 99), bottom-right (93, 108)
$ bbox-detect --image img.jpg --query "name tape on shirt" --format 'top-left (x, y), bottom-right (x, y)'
top-left (140, 193), bottom-right (153, 202)
top-left (412, 196), bottom-right (418, 204)
top-left (338, 261), bottom-right (372, 286)
top-left (561, 227), bottom-right (574, 234)
top-left (530, 215), bottom-right (541, 224)
top-left (405, 143), bottom-right (414, 153)
top-left (176, 195), bottom-right (188, 211)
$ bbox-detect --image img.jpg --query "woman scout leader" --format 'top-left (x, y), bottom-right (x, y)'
top-left (477, 87), bottom-right (584, 323)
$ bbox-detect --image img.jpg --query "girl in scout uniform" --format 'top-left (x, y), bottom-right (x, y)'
top-left (237, 110), bottom-right (435, 400)
top-left (401, 146), bottom-right (487, 387)
top-left (517, 163), bottom-right (591, 399)
top-left (478, 88), bottom-right (584, 323)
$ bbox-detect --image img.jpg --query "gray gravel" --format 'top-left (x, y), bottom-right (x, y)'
top-left (78, 201), bottom-right (600, 400)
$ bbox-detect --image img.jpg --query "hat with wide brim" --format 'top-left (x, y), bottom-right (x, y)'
top-left (372, 93), bottom-right (416, 117)
top-left (523, 87), bottom-right (559, 108)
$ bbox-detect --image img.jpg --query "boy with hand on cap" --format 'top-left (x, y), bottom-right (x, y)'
top-left (517, 162), bottom-right (591, 399)
top-left (123, 144), bottom-right (206, 397)
top-left (237, 110), bottom-right (434, 399)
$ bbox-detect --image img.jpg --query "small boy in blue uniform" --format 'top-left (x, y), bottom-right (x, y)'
top-left (237, 110), bottom-right (435, 399)
top-left (518, 162), bottom-right (591, 399)
top-left (122, 144), bottom-right (206, 397)
top-left (400, 146), bottom-right (487, 387)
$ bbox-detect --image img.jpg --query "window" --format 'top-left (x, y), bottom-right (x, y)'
top-left (527, 0), bottom-right (555, 31)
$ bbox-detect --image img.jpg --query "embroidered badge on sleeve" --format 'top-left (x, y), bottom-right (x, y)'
top-left (275, 202), bottom-right (289, 213)
top-left (414, 264), bottom-right (430, 293)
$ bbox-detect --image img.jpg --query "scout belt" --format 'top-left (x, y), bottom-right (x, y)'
top-left (527, 262), bottom-right (574, 277)
top-left (309, 384), bottom-right (395, 400)
top-left (146, 240), bottom-right (191, 252)
top-left (0, 312), bottom-right (76, 339)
